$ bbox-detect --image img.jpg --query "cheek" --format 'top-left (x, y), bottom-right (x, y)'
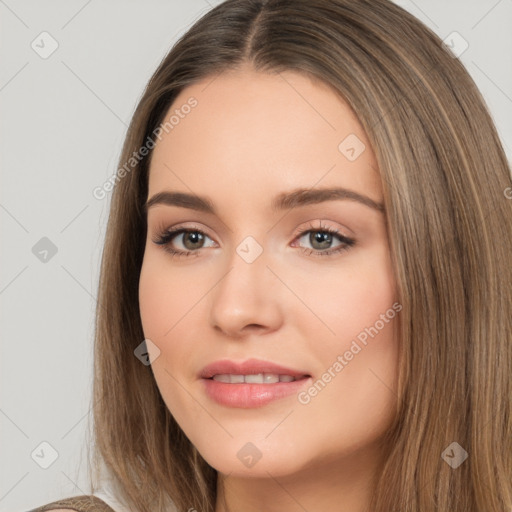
top-left (292, 244), bottom-right (397, 348)
top-left (304, 317), bottom-right (399, 450)
top-left (138, 256), bottom-right (197, 425)
top-left (139, 256), bottom-right (186, 374)
top-left (138, 252), bottom-right (211, 399)
top-left (139, 258), bottom-right (171, 342)
top-left (293, 247), bottom-right (399, 436)
top-left (139, 252), bottom-right (206, 340)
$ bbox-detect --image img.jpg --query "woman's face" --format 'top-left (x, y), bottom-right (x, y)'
top-left (139, 66), bottom-right (399, 480)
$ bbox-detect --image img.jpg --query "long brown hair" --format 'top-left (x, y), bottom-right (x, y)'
top-left (86, 0), bottom-right (512, 510)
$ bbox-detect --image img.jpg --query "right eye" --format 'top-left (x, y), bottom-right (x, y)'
top-left (152, 227), bottom-right (216, 257)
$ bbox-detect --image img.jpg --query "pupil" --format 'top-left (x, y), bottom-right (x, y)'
top-left (311, 231), bottom-right (331, 250)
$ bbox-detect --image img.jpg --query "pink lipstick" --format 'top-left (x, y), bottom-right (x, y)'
top-left (199, 358), bottom-right (312, 408)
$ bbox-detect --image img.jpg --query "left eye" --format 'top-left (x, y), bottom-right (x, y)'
top-left (296, 229), bottom-right (350, 252)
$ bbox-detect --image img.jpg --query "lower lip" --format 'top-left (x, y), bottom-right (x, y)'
top-left (201, 376), bottom-right (312, 408)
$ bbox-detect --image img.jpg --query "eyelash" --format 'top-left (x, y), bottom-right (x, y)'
top-left (151, 221), bottom-right (356, 259)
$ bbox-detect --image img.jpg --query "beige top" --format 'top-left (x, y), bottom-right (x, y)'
top-left (27, 495), bottom-right (115, 512)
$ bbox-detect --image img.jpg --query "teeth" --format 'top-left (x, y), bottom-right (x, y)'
top-left (245, 373), bottom-right (267, 384)
top-left (211, 373), bottom-right (299, 384)
top-left (211, 374), bottom-right (232, 383)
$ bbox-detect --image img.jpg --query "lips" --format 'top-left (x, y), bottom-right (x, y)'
top-left (199, 358), bottom-right (311, 380)
top-left (199, 358), bottom-right (312, 408)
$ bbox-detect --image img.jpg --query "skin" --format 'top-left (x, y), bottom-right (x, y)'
top-left (139, 64), bottom-right (400, 512)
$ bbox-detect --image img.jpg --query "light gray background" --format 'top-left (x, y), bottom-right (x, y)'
top-left (1, 1), bottom-right (511, 511)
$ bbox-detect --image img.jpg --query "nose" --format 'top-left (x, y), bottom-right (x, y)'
top-left (209, 247), bottom-right (283, 338)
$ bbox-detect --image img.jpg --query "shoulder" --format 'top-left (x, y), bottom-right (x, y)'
top-left (27, 495), bottom-right (116, 512)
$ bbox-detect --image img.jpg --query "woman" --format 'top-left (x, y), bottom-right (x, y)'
top-left (30, 0), bottom-right (512, 511)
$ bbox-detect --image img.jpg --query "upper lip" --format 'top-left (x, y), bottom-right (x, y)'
top-left (199, 358), bottom-right (311, 379)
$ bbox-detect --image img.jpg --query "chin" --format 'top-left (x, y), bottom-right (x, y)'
top-left (195, 437), bottom-right (312, 478)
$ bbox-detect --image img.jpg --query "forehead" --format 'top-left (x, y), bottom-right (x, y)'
top-left (147, 67), bottom-right (382, 209)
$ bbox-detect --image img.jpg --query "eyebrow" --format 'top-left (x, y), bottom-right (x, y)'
top-left (144, 187), bottom-right (385, 215)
